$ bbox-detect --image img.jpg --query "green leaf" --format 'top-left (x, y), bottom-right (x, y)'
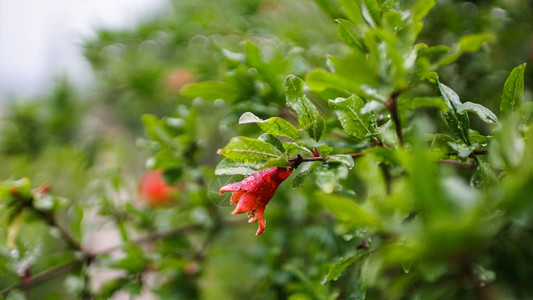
top-left (315, 164), bottom-right (348, 194)
top-left (418, 45), bottom-right (451, 57)
top-left (500, 63), bottom-right (526, 116)
top-left (142, 114), bottom-right (172, 145)
top-left (283, 142), bottom-right (314, 156)
top-left (328, 155), bottom-right (355, 169)
top-left (437, 81), bottom-right (471, 145)
top-left (219, 137), bottom-right (283, 163)
top-left (329, 95), bottom-right (375, 140)
top-left (339, 0), bottom-right (363, 24)
top-left (258, 133), bottom-right (285, 153)
top-left (336, 19), bottom-right (366, 52)
top-left (284, 75), bottom-right (324, 141)
top-left (362, 0), bottom-right (381, 26)
top-left (471, 157), bottom-right (499, 188)
top-left (180, 81), bottom-right (240, 102)
top-left (292, 169), bottom-right (312, 188)
top-left (458, 102), bottom-right (498, 124)
top-left (323, 252), bottom-right (369, 284)
top-left (413, 0), bottom-right (436, 22)
top-left (316, 193), bottom-right (379, 227)
top-left (438, 33), bottom-right (494, 66)
top-left (399, 97), bottom-right (448, 111)
top-left (307, 52), bottom-right (381, 101)
top-left (98, 278), bottom-right (131, 299)
top-left (239, 112), bottom-right (300, 140)
top-left (215, 158), bottom-right (260, 176)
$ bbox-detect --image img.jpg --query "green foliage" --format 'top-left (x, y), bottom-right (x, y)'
top-left (1, 0), bottom-right (533, 299)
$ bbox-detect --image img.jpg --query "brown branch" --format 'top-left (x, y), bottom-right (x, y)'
top-left (0, 261), bottom-right (81, 297)
top-left (288, 152), bottom-right (364, 169)
top-left (10, 188), bottom-right (86, 253)
top-left (0, 219), bottom-right (243, 297)
top-left (387, 91), bottom-right (404, 145)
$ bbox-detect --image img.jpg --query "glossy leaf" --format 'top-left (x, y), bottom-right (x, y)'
top-left (328, 154), bottom-right (355, 169)
top-left (437, 81), bottom-right (471, 145)
top-left (500, 63), bottom-right (526, 116)
top-left (218, 137), bottom-right (283, 163)
top-left (284, 75), bottom-right (324, 141)
top-left (329, 95), bottom-right (375, 140)
top-left (470, 157), bottom-right (498, 188)
top-left (458, 102), bottom-right (498, 124)
top-left (215, 158), bottom-right (261, 176)
top-left (336, 19), bottom-right (366, 52)
top-left (323, 251), bottom-right (368, 283)
top-left (258, 133), bottom-right (285, 153)
top-left (239, 112), bottom-right (300, 140)
top-left (362, 0), bottom-right (381, 26)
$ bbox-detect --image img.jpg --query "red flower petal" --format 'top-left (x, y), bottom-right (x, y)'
top-left (219, 167), bottom-right (292, 236)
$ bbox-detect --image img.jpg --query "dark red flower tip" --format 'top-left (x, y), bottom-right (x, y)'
top-left (219, 167), bottom-right (292, 236)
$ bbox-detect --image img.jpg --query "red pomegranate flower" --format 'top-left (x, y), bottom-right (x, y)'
top-left (138, 170), bottom-right (178, 206)
top-left (219, 167), bottom-right (292, 236)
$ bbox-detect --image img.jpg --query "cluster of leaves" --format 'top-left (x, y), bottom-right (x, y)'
top-left (0, 0), bottom-right (533, 299)
top-left (212, 0), bottom-right (533, 299)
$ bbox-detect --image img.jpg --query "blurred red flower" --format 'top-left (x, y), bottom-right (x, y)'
top-left (219, 167), bottom-right (292, 236)
top-left (138, 170), bottom-right (178, 206)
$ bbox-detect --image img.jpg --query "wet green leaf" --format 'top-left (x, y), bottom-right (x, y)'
top-left (437, 81), bottom-right (470, 145)
top-left (458, 102), bottom-right (498, 124)
top-left (219, 137), bottom-right (283, 163)
top-left (284, 75), bottom-right (325, 141)
top-left (500, 63), bottom-right (526, 116)
top-left (470, 157), bottom-right (498, 188)
top-left (239, 112), bottom-right (300, 140)
top-left (323, 251), bottom-right (369, 284)
top-left (329, 95), bottom-right (375, 140)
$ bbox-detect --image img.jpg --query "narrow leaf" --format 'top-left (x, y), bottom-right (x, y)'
top-left (459, 102), bottom-right (498, 124)
top-left (337, 19), bottom-right (365, 52)
top-left (413, 0), bottom-right (436, 22)
top-left (437, 81), bottom-right (470, 145)
top-left (323, 252), bottom-right (368, 283)
top-left (339, 0), bottom-right (363, 25)
top-left (500, 63), bottom-right (526, 116)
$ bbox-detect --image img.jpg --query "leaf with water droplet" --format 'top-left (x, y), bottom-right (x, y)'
top-left (322, 251), bottom-right (369, 284)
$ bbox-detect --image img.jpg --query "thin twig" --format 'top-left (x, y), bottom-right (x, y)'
top-left (0, 261), bottom-right (81, 297)
top-left (288, 152), bottom-right (364, 169)
top-left (387, 91), bottom-right (404, 145)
